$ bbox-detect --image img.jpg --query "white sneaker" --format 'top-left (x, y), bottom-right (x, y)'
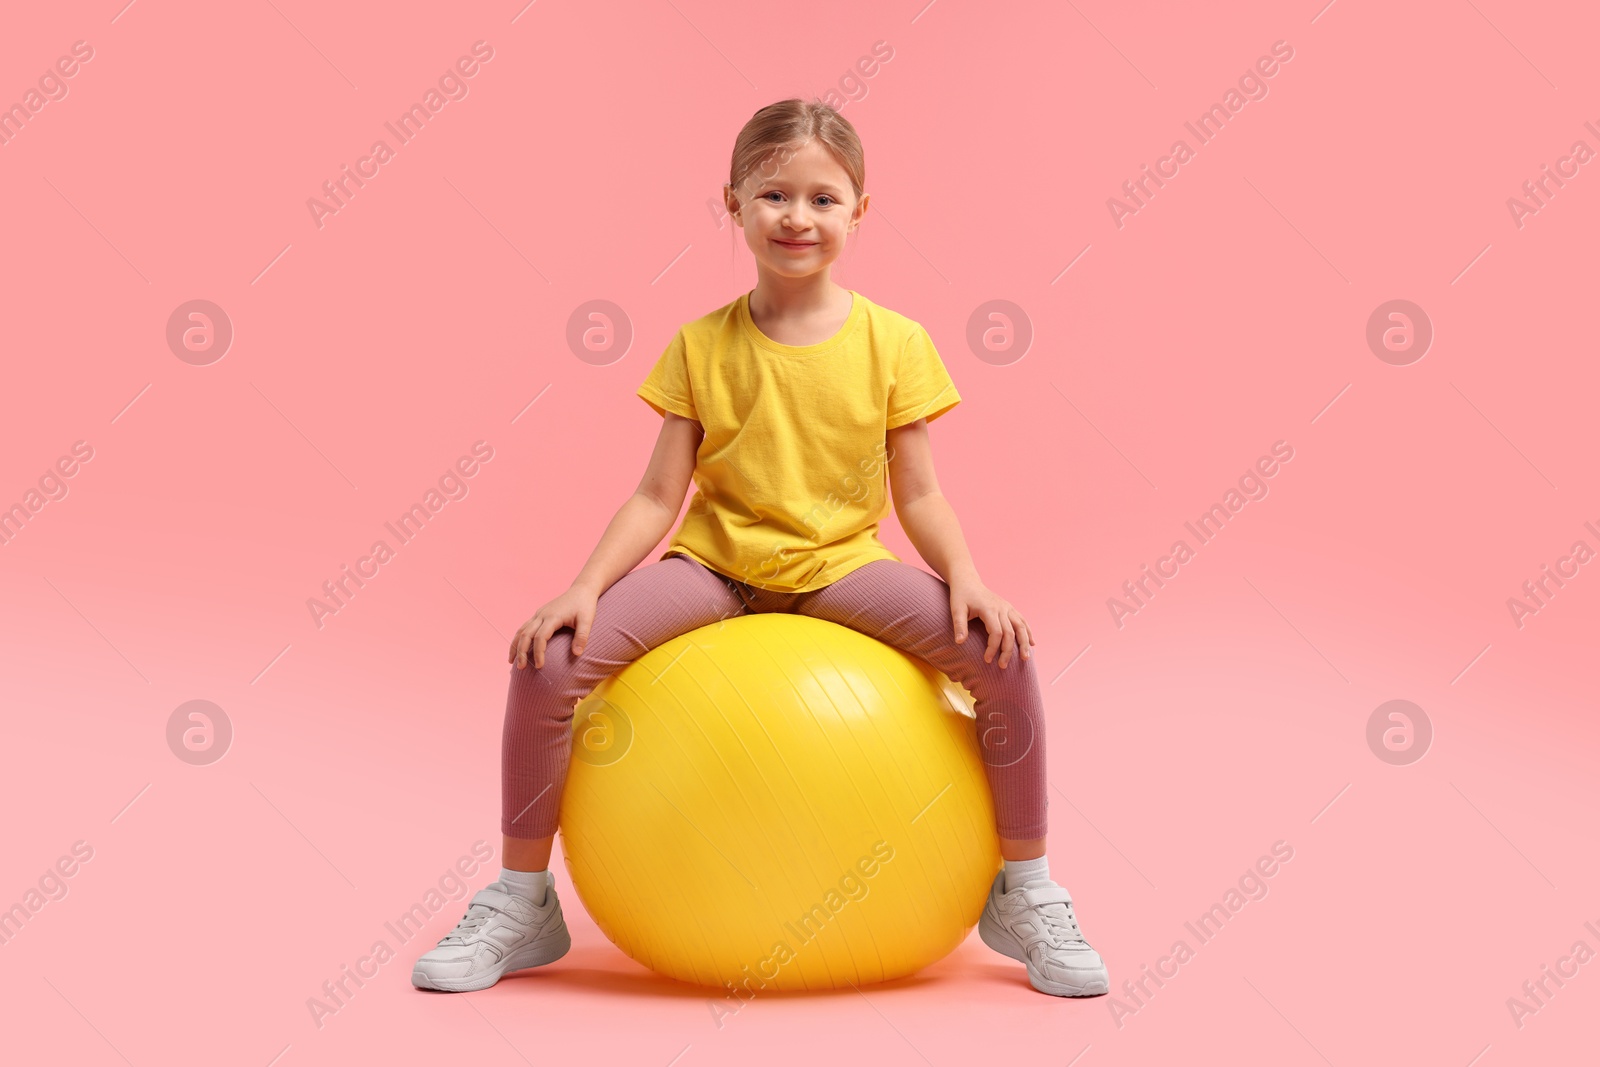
top-left (978, 871), bottom-right (1109, 996)
top-left (411, 874), bottom-right (571, 992)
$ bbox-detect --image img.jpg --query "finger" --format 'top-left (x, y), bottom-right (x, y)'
top-left (573, 607), bottom-right (593, 657)
top-left (1014, 613), bottom-right (1034, 659)
top-left (951, 601), bottom-right (968, 644)
top-left (998, 613), bottom-right (1018, 669)
top-left (982, 609), bottom-right (1002, 664)
top-left (513, 620), bottom-right (538, 669)
top-left (1007, 611), bottom-right (1026, 660)
top-left (533, 620), bottom-right (557, 670)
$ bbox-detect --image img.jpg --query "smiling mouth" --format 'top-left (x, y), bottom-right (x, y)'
top-left (772, 239), bottom-right (816, 248)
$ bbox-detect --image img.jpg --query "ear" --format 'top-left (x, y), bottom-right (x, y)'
top-left (849, 192), bottom-right (870, 232)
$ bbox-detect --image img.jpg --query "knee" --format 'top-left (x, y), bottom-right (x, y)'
top-left (960, 618), bottom-right (1036, 676)
top-left (954, 617), bottom-right (1005, 677)
top-left (507, 631), bottom-right (579, 722)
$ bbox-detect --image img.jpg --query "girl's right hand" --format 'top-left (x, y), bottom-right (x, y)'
top-left (510, 586), bottom-right (598, 670)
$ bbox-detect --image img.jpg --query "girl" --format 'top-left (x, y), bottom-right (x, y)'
top-left (413, 99), bottom-right (1108, 999)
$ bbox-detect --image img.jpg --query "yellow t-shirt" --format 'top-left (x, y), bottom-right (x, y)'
top-left (636, 289), bottom-right (961, 593)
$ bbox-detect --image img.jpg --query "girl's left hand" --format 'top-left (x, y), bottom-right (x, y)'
top-left (949, 575), bottom-right (1035, 669)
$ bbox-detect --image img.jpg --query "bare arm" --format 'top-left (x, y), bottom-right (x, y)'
top-left (511, 412), bottom-right (700, 668)
top-left (886, 418), bottom-right (1034, 668)
top-left (885, 418), bottom-right (979, 586)
top-left (569, 411), bottom-right (703, 596)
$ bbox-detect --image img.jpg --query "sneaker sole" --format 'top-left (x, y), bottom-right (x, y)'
top-left (979, 907), bottom-right (1109, 997)
top-left (411, 922), bottom-right (572, 993)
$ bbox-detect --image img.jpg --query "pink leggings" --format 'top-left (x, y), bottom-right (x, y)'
top-left (502, 552), bottom-right (1049, 841)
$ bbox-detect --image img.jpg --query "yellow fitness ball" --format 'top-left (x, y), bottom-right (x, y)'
top-left (558, 613), bottom-right (1002, 991)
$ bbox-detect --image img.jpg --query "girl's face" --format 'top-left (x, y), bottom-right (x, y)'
top-left (726, 138), bottom-right (868, 281)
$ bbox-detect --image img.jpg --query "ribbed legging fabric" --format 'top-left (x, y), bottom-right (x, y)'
top-left (502, 552), bottom-right (1049, 841)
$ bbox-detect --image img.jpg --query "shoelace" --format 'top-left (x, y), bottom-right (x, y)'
top-left (1036, 902), bottom-right (1085, 946)
top-left (440, 902), bottom-right (498, 944)
top-left (1013, 882), bottom-right (1087, 946)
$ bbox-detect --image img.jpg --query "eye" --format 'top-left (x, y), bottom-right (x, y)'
top-left (815, 195), bottom-right (837, 207)
top-left (763, 191), bottom-right (784, 202)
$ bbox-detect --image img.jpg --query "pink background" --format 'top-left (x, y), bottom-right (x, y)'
top-left (2, 1), bottom-right (1596, 1063)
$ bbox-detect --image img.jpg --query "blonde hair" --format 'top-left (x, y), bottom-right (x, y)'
top-left (726, 98), bottom-right (866, 204)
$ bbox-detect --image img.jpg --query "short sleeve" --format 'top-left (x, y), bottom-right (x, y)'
top-left (887, 325), bottom-right (961, 429)
top-left (636, 329), bottom-right (697, 421)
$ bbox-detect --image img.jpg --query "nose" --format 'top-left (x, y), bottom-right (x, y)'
top-left (781, 205), bottom-right (812, 232)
